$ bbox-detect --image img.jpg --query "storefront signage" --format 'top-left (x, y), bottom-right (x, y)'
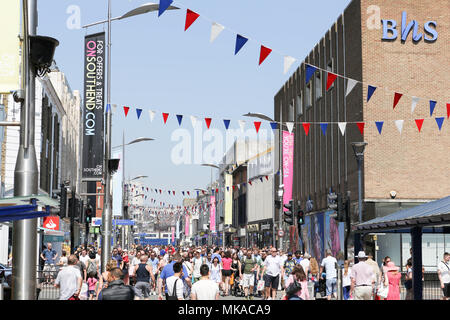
top-left (382, 11), bottom-right (437, 43)
top-left (261, 224), bottom-right (271, 230)
top-left (43, 216), bottom-right (60, 231)
top-left (247, 224), bottom-right (259, 232)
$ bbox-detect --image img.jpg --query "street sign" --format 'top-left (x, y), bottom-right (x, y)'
top-left (278, 229), bottom-right (284, 237)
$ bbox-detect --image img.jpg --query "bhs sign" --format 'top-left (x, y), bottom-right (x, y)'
top-left (382, 11), bottom-right (437, 43)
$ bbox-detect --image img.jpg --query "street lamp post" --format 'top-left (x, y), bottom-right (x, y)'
top-left (351, 141), bottom-right (367, 260)
top-left (82, 1), bottom-right (178, 272)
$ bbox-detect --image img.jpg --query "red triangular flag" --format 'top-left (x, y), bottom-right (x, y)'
top-left (248, 181), bottom-right (252, 186)
top-left (326, 73), bottom-right (338, 91)
top-left (447, 103), bottom-right (450, 119)
top-left (259, 45), bottom-right (272, 66)
top-left (265, 175), bottom-right (269, 180)
top-left (393, 92), bottom-right (403, 109)
top-left (123, 106), bottom-right (130, 117)
top-left (356, 122), bottom-right (365, 135)
top-left (254, 121), bottom-right (261, 133)
top-left (302, 123), bottom-right (311, 136)
top-left (205, 118), bottom-right (212, 129)
top-left (232, 186), bottom-right (236, 191)
top-left (185, 9), bottom-right (200, 31)
top-left (173, 191), bottom-right (175, 196)
top-left (162, 113), bottom-right (169, 124)
top-left (415, 119), bottom-right (424, 132)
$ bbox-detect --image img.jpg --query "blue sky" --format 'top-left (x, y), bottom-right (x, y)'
top-left (37, 0), bottom-right (351, 207)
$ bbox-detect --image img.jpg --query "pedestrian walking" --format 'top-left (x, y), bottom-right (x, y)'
top-left (192, 249), bottom-right (206, 284)
top-left (57, 250), bottom-right (68, 269)
top-left (342, 260), bottom-right (352, 300)
top-left (437, 252), bottom-right (450, 300)
top-left (261, 248), bottom-right (284, 300)
top-left (41, 243), bottom-right (58, 284)
top-left (404, 260), bottom-right (413, 300)
top-left (350, 251), bottom-right (375, 300)
top-left (100, 268), bottom-right (135, 300)
top-left (366, 254), bottom-right (381, 297)
top-left (149, 251), bottom-right (160, 295)
top-left (54, 254), bottom-right (83, 300)
top-left (97, 260), bottom-right (117, 299)
top-left (320, 249), bottom-right (338, 300)
top-left (284, 265), bottom-right (309, 300)
top-left (299, 253), bottom-right (311, 278)
top-left (283, 253), bottom-right (296, 287)
top-left (133, 255), bottom-right (155, 300)
top-left (86, 251), bottom-right (99, 279)
top-left (87, 272), bottom-right (98, 300)
top-left (210, 257), bottom-right (222, 290)
top-left (158, 253), bottom-right (191, 300)
top-left (293, 250), bottom-right (303, 265)
top-left (241, 251), bottom-right (258, 300)
top-left (165, 262), bottom-right (185, 300)
top-left (384, 261), bottom-right (401, 300)
top-left (221, 251), bottom-right (233, 296)
top-left (191, 264), bottom-right (220, 300)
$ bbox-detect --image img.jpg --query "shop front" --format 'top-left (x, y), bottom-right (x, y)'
top-left (246, 220), bottom-right (274, 248)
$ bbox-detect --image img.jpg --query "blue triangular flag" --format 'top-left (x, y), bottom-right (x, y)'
top-left (106, 104), bottom-right (111, 113)
top-left (435, 117), bottom-right (444, 131)
top-left (235, 34), bottom-right (248, 55)
top-left (367, 85), bottom-right (377, 102)
top-left (223, 119), bottom-right (230, 130)
top-left (305, 65), bottom-right (317, 84)
top-left (182, 191), bottom-right (185, 196)
top-left (136, 108), bottom-right (142, 119)
top-left (270, 122), bottom-right (278, 130)
top-left (260, 177), bottom-right (263, 183)
top-left (226, 187), bottom-right (229, 192)
top-left (176, 114), bottom-right (183, 126)
top-left (158, 0), bottom-right (173, 17)
top-left (430, 100), bottom-right (437, 116)
top-left (375, 121), bottom-right (384, 134)
top-left (320, 123), bottom-right (328, 136)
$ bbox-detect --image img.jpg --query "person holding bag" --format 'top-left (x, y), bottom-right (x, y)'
top-left (165, 262), bottom-right (185, 300)
top-left (284, 265), bottom-right (309, 300)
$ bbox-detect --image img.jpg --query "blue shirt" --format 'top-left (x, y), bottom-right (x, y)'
top-left (211, 253), bottom-right (222, 263)
top-left (42, 249), bottom-right (57, 264)
top-left (112, 254), bottom-right (123, 268)
top-left (160, 249), bottom-right (166, 256)
top-left (160, 261), bottom-right (189, 293)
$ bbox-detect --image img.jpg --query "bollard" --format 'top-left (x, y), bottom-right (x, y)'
top-left (336, 262), bottom-right (343, 300)
top-left (0, 283), bottom-right (3, 300)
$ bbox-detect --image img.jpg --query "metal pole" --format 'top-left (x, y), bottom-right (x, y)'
top-left (278, 109), bottom-right (283, 250)
top-left (357, 156), bottom-right (362, 223)
top-left (12, 0), bottom-right (39, 300)
top-left (122, 131), bottom-right (125, 247)
top-left (101, 0), bottom-right (112, 273)
top-left (336, 262), bottom-right (343, 300)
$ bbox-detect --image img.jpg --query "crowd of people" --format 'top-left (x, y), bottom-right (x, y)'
top-left (48, 242), bottom-right (450, 301)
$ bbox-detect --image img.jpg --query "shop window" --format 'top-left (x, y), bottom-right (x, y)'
top-left (297, 92), bottom-right (303, 117)
top-left (305, 82), bottom-right (312, 109)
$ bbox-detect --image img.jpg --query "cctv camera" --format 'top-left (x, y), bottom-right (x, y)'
top-left (390, 191), bottom-right (397, 199)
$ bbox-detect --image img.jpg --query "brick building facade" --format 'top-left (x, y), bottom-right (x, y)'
top-left (274, 0), bottom-right (449, 266)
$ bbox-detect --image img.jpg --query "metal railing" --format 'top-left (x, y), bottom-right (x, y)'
top-left (36, 265), bottom-right (60, 300)
top-left (399, 272), bottom-right (443, 300)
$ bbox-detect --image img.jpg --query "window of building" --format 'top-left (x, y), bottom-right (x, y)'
top-left (305, 83), bottom-right (312, 108)
top-left (315, 71), bottom-right (322, 100)
top-left (288, 98), bottom-right (295, 121)
top-left (296, 92), bottom-right (303, 117)
top-left (327, 59), bottom-right (334, 90)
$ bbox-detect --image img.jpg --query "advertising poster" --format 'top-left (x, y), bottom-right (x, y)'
top-left (210, 196), bottom-right (216, 232)
top-left (310, 212), bottom-right (324, 263)
top-left (324, 211), bottom-right (345, 259)
top-left (282, 131), bottom-right (294, 209)
top-left (112, 149), bottom-right (123, 217)
top-left (82, 32), bottom-right (105, 178)
top-left (224, 173), bottom-right (233, 225)
top-left (299, 215), bottom-right (311, 255)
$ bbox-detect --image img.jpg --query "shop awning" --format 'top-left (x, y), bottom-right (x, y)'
top-left (0, 203), bottom-right (49, 222)
top-left (0, 195), bottom-right (59, 208)
top-left (355, 196), bottom-right (450, 232)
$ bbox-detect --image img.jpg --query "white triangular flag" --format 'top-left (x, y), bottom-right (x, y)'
top-left (112, 104), bottom-right (117, 113)
top-left (149, 110), bottom-right (156, 122)
top-left (190, 115), bottom-right (197, 128)
top-left (345, 79), bottom-right (358, 97)
top-left (284, 56), bottom-right (297, 75)
top-left (411, 97), bottom-right (420, 114)
top-left (395, 120), bottom-right (404, 134)
top-left (210, 22), bottom-right (225, 43)
top-left (238, 120), bottom-right (246, 132)
top-left (237, 184), bottom-right (240, 190)
top-left (286, 122), bottom-right (294, 133)
top-left (338, 122), bottom-right (347, 136)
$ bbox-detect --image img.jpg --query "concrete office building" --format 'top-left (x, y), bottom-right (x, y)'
top-left (274, 0), bottom-right (450, 268)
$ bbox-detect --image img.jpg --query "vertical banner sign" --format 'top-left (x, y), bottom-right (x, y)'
top-left (112, 149), bottom-right (123, 217)
top-left (82, 32), bottom-right (105, 178)
top-left (0, 0), bottom-right (20, 93)
top-left (171, 226), bottom-right (175, 243)
top-left (185, 214), bottom-right (190, 238)
top-left (210, 196), bottom-right (216, 232)
top-left (225, 173), bottom-right (233, 225)
top-left (283, 131), bottom-right (294, 210)
top-left (176, 219), bottom-right (180, 240)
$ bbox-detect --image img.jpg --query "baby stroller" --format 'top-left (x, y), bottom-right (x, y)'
top-left (231, 275), bottom-right (245, 297)
top-left (313, 275), bottom-right (327, 299)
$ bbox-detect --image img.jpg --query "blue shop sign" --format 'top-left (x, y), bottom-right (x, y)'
top-left (382, 11), bottom-right (437, 43)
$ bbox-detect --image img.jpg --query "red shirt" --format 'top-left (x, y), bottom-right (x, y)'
top-left (222, 258), bottom-right (232, 270)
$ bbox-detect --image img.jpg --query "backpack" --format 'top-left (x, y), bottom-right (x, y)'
top-left (285, 277), bottom-right (302, 298)
top-left (242, 257), bottom-right (256, 273)
top-left (87, 260), bottom-right (97, 276)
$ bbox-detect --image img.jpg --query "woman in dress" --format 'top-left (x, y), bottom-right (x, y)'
top-left (221, 251), bottom-right (233, 296)
top-left (384, 261), bottom-right (401, 300)
top-left (284, 265), bottom-right (309, 300)
top-left (210, 257), bottom-right (222, 291)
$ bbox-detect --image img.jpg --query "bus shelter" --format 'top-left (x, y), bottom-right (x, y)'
top-left (354, 195), bottom-right (450, 300)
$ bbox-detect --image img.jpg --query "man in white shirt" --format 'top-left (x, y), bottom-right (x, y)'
top-left (165, 262), bottom-right (185, 300)
top-left (438, 252), bottom-right (450, 300)
top-left (192, 250), bottom-right (206, 283)
top-left (300, 253), bottom-right (311, 277)
top-left (191, 264), bottom-right (220, 300)
top-left (54, 255), bottom-right (83, 300)
top-left (320, 249), bottom-right (338, 300)
top-left (261, 248), bottom-right (284, 300)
